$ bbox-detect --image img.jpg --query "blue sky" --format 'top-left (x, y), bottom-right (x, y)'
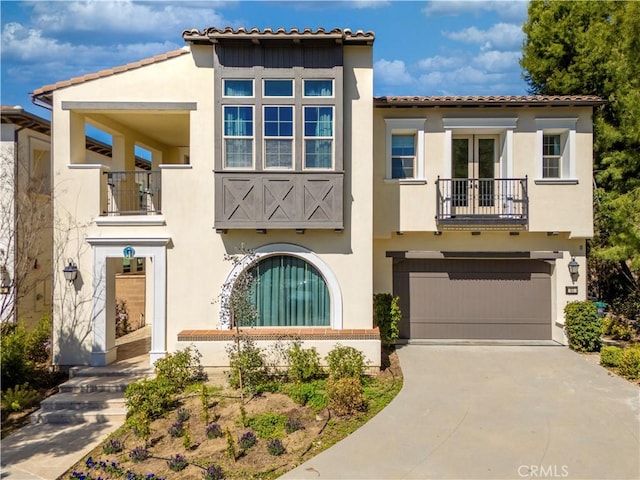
top-left (1, 0), bottom-right (531, 118)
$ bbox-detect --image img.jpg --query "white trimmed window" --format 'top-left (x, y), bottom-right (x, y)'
top-left (223, 106), bottom-right (254, 168)
top-left (264, 79), bottom-right (293, 97)
top-left (303, 79), bottom-right (333, 97)
top-left (304, 106), bottom-right (333, 169)
top-left (384, 119), bottom-right (425, 182)
top-left (535, 118), bottom-right (578, 184)
top-left (264, 106), bottom-right (293, 168)
top-left (223, 79), bottom-right (253, 97)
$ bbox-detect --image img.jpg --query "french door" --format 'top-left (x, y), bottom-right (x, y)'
top-left (451, 135), bottom-right (498, 212)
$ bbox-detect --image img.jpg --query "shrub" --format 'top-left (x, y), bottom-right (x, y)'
top-left (154, 345), bottom-right (206, 392)
top-left (601, 316), bottom-right (614, 335)
top-left (176, 407), bottom-right (191, 422)
top-left (25, 314), bottom-right (52, 364)
top-left (125, 377), bottom-right (175, 420)
top-left (247, 412), bottom-right (287, 439)
top-left (564, 301), bottom-right (602, 352)
top-left (286, 380), bottom-right (327, 412)
top-left (238, 430), bottom-right (257, 450)
top-left (286, 343), bottom-right (323, 383)
top-left (168, 422), bottom-right (185, 438)
top-left (285, 417), bottom-right (303, 434)
top-left (203, 464), bottom-right (226, 480)
top-left (600, 346), bottom-right (624, 367)
top-left (1, 322), bottom-right (32, 389)
top-left (327, 377), bottom-right (366, 416)
top-left (115, 300), bottom-right (131, 338)
top-left (619, 346), bottom-right (640, 379)
top-left (206, 422), bottom-right (223, 439)
top-left (613, 289), bottom-right (640, 323)
top-left (102, 438), bottom-right (124, 455)
top-left (373, 293), bottom-right (401, 345)
top-left (611, 319), bottom-right (634, 340)
top-left (167, 453), bottom-right (188, 472)
top-left (0, 383), bottom-right (39, 413)
top-left (227, 336), bottom-right (268, 394)
top-left (225, 427), bottom-right (237, 461)
top-left (267, 438), bottom-right (286, 456)
top-left (326, 345), bottom-right (367, 381)
top-left (128, 446), bottom-right (150, 463)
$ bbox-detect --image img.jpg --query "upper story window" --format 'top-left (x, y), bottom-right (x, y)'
top-left (535, 118), bottom-right (578, 184)
top-left (224, 106), bottom-right (254, 168)
top-left (224, 79), bottom-right (254, 97)
top-left (304, 106), bottom-right (333, 168)
top-left (264, 79), bottom-right (293, 97)
top-left (264, 106), bottom-right (293, 168)
top-left (384, 118), bottom-right (426, 183)
top-left (304, 80), bottom-right (333, 97)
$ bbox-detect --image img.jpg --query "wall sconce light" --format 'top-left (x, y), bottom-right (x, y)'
top-left (568, 257), bottom-right (580, 283)
top-left (63, 259), bottom-right (78, 284)
top-left (0, 265), bottom-right (10, 294)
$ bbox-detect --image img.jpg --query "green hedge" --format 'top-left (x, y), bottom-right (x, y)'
top-left (564, 301), bottom-right (602, 352)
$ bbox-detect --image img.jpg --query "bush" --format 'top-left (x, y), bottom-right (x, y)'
top-left (169, 422), bottom-right (185, 438)
top-left (168, 453), bottom-right (188, 472)
top-left (286, 343), bottom-right (323, 383)
top-left (619, 346), bottom-right (640, 379)
top-left (25, 314), bottom-right (51, 364)
top-left (128, 446), bottom-right (150, 463)
top-left (238, 430), bottom-right (257, 450)
top-left (373, 293), bottom-right (401, 345)
top-left (564, 301), bottom-right (602, 352)
top-left (203, 464), bottom-right (226, 480)
top-left (206, 422), bottom-right (223, 439)
top-left (285, 417), bottom-right (303, 434)
top-left (227, 336), bottom-right (268, 394)
top-left (326, 345), bottom-right (367, 381)
top-left (613, 289), bottom-right (640, 323)
top-left (600, 346), bottom-right (624, 367)
top-left (0, 383), bottom-right (39, 413)
top-left (601, 316), bottom-right (614, 335)
top-left (1, 322), bottom-right (32, 389)
top-left (176, 407), bottom-right (191, 422)
top-left (327, 377), bottom-right (366, 416)
top-left (267, 438), bottom-right (286, 456)
top-left (154, 345), bottom-right (206, 392)
top-left (611, 319), bottom-right (634, 340)
top-left (102, 438), bottom-right (124, 455)
top-left (115, 300), bottom-right (131, 338)
top-left (286, 380), bottom-right (327, 412)
top-left (125, 377), bottom-right (175, 421)
top-left (247, 412), bottom-right (287, 439)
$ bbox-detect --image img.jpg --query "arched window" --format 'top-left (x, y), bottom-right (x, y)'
top-left (248, 255), bottom-right (330, 327)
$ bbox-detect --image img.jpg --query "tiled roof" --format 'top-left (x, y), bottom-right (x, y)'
top-left (182, 27), bottom-right (375, 44)
top-left (374, 95), bottom-right (605, 107)
top-left (32, 48), bottom-right (190, 99)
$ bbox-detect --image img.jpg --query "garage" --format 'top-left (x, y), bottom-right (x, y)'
top-left (392, 258), bottom-right (552, 340)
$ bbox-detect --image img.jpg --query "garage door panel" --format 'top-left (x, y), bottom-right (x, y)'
top-left (408, 322), bottom-right (551, 340)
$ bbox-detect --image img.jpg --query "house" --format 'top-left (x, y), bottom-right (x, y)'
top-left (30, 27), bottom-right (601, 370)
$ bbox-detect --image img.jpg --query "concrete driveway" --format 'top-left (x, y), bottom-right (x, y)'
top-left (281, 345), bottom-right (640, 480)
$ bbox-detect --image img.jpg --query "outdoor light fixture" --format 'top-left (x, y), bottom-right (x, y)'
top-left (63, 259), bottom-right (78, 284)
top-left (0, 266), bottom-right (10, 295)
top-left (568, 257), bottom-right (580, 282)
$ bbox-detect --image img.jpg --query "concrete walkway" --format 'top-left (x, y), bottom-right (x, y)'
top-left (282, 345), bottom-right (640, 480)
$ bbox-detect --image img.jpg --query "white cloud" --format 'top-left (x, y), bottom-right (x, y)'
top-left (374, 59), bottom-right (414, 86)
top-left (417, 55), bottom-right (464, 71)
top-left (444, 22), bottom-right (523, 50)
top-left (351, 0), bottom-right (391, 9)
top-left (422, 1), bottom-right (528, 22)
top-left (472, 50), bottom-right (521, 73)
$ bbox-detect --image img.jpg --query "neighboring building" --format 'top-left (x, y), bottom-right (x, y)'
top-left (30, 27), bottom-right (601, 369)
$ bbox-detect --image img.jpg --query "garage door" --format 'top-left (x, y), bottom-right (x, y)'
top-left (393, 258), bottom-right (552, 340)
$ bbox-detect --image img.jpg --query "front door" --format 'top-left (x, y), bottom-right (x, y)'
top-left (451, 135), bottom-right (498, 214)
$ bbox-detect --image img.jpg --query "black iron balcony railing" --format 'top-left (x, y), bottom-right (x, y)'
top-left (104, 171), bottom-right (161, 215)
top-left (436, 177), bottom-right (528, 226)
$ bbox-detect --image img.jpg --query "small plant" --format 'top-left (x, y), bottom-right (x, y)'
top-left (177, 407), bottom-right (191, 422)
top-left (154, 345), bottom-right (207, 392)
top-left (227, 335), bottom-right (268, 394)
top-left (102, 438), bottom-right (124, 455)
top-left (203, 464), bottom-right (226, 480)
top-left (127, 411), bottom-right (151, 443)
top-left (373, 293), bottom-right (401, 345)
top-left (267, 438), bottom-right (286, 456)
top-left (183, 424), bottom-right (192, 449)
top-left (286, 343), bottom-right (323, 382)
top-left (200, 383), bottom-right (211, 423)
top-left (600, 346), bottom-right (624, 367)
top-left (225, 427), bottom-right (237, 461)
top-left (168, 421), bottom-right (185, 438)
top-left (125, 377), bottom-right (175, 420)
top-left (618, 346), bottom-right (640, 379)
top-left (564, 301), bottom-right (602, 352)
top-left (115, 299), bottom-right (131, 338)
top-left (0, 383), bottom-right (39, 413)
top-left (326, 344), bottom-right (367, 381)
top-left (327, 376), bottom-right (367, 416)
top-left (285, 417), bottom-right (303, 434)
top-left (247, 412), bottom-right (287, 439)
top-left (238, 430), bottom-right (257, 450)
top-left (240, 404), bottom-right (248, 427)
top-left (167, 453), bottom-right (188, 472)
top-left (206, 422), bottom-right (223, 439)
top-left (611, 320), bottom-right (634, 340)
top-left (286, 380), bottom-right (328, 412)
top-left (128, 446), bottom-right (150, 463)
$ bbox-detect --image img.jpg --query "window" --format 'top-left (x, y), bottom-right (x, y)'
top-left (304, 107), bottom-right (333, 168)
top-left (384, 119), bottom-right (426, 182)
top-left (391, 135), bottom-right (416, 179)
top-left (542, 134), bottom-right (561, 178)
top-left (248, 255), bottom-right (330, 327)
top-left (264, 106), bottom-right (293, 168)
top-left (224, 79), bottom-right (253, 97)
top-left (304, 80), bottom-right (333, 97)
top-left (264, 79), bottom-right (293, 97)
top-left (224, 106), bottom-right (253, 168)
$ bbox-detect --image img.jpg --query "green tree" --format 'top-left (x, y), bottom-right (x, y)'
top-left (521, 0), bottom-right (640, 303)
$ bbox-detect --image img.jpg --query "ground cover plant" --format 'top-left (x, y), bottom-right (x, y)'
top-left (65, 343), bottom-right (403, 480)
top-left (600, 344), bottom-right (640, 383)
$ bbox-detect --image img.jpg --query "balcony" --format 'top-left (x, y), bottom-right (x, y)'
top-left (104, 171), bottom-right (161, 215)
top-left (215, 172), bottom-right (343, 230)
top-left (436, 178), bottom-right (528, 228)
